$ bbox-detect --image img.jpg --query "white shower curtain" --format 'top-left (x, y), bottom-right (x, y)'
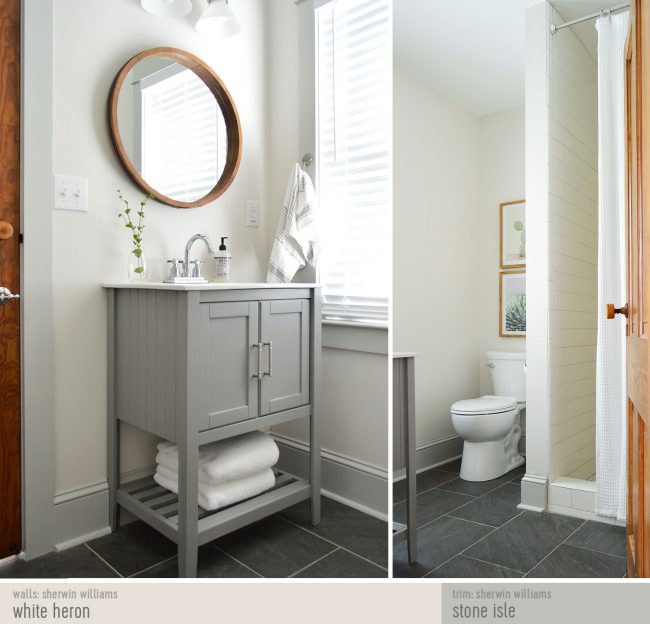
top-left (595, 11), bottom-right (629, 521)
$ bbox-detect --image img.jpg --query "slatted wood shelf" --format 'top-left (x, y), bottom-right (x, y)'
top-left (117, 471), bottom-right (310, 546)
top-left (392, 522), bottom-right (407, 545)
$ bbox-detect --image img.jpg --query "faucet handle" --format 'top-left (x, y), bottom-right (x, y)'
top-left (167, 259), bottom-right (185, 279)
top-left (190, 259), bottom-right (205, 279)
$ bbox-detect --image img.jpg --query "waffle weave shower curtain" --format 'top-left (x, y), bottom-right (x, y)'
top-left (595, 11), bottom-right (629, 521)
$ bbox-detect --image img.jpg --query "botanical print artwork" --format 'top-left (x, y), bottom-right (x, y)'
top-left (500, 200), bottom-right (526, 268)
top-left (500, 271), bottom-right (526, 337)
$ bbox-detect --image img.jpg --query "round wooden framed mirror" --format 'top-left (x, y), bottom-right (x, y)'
top-left (108, 47), bottom-right (242, 208)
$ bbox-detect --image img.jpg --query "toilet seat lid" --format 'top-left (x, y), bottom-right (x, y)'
top-left (451, 395), bottom-right (517, 415)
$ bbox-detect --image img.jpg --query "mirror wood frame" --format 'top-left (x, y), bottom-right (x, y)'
top-left (108, 47), bottom-right (242, 209)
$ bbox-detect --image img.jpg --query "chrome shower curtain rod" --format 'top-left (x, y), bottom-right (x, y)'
top-left (550, 2), bottom-right (630, 34)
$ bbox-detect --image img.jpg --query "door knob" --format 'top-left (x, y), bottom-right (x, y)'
top-left (0, 286), bottom-right (20, 305)
top-left (606, 303), bottom-right (628, 319)
top-left (0, 221), bottom-right (14, 240)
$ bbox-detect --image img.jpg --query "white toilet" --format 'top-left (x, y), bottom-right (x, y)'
top-left (451, 351), bottom-right (526, 482)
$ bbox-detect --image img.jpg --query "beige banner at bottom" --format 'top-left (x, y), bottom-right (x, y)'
top-left (1, 582), bottom-right (441, 624)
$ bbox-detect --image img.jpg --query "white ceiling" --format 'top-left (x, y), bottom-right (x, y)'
top-left (395, 0), bottom-right (619, 118)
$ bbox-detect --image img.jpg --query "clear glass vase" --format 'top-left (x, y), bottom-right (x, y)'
top-left (128, 247), bottom-right (148, 282)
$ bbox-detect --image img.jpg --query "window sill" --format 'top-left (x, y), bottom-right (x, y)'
top-left (321, 321), bottom-right (387, 355)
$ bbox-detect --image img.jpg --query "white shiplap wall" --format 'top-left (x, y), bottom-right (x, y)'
top-left (548, 8), bottom-right (598, 481)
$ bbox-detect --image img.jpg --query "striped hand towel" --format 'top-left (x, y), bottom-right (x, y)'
top-left (267, 163), bottom-right (319, 282)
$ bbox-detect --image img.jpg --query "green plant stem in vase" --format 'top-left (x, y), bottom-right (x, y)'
top-left (117, 190), bottom-right (153, 282)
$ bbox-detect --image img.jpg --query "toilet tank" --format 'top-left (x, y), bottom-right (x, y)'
top-left (486, 351), bottom-right (526, 402)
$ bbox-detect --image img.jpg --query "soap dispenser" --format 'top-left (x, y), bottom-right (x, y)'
top-left (213, 237), bottom-right (232, 282)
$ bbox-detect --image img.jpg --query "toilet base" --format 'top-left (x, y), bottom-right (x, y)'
top-left (459, 441), bottom-right (525, 482)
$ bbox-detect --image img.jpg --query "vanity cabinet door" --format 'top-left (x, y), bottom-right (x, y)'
top-left (259, 300), bottom-right (310, 416)
top-left (200, 301), bottom-right (260, 429)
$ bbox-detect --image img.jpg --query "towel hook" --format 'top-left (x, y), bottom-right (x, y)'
top-left (302, 153), bottom-right (313, 168)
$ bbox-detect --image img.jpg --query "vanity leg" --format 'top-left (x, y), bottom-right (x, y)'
top-left (108, 420), bottom-right (120, 532)
top-left (177, 440), bottom-right (199, 578)
top-left (405, 356), bottom-right (417, 564)
top-left (309, 289), bottom-right (321, 526)
top-left (107, 288), bottom-right (120, 532)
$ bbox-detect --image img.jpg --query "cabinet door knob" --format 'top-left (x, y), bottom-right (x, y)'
top-left (606, 303), bottom-right (628, 319)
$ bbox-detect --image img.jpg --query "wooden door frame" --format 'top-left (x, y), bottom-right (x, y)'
top-left (18, 0), bottom-right (56, 560)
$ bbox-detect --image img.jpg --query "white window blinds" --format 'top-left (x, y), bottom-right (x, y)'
top-left (141, 67), bottom-right (228, 203)
top-left (315, 0), bottom-right (391, 325)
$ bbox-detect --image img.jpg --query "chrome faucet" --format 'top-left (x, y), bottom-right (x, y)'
top-left (183, 234), bottom-right (215, 278)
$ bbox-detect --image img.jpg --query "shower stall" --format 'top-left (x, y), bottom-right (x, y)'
top-left (524, 0), bottom-right (628, 524)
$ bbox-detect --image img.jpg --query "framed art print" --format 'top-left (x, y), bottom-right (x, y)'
top-left (500, 199), bottom-right (526, 269)
top-left (500, 271), bottom-right (526, 337)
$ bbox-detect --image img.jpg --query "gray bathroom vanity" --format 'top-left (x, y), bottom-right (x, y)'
top-left (104, 282), bottom-right (321, 577)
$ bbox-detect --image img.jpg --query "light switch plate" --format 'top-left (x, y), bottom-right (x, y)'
top-left (54, 174), bottom-right (88, 212)
top-left (246, 200), bottom-right (260, 227)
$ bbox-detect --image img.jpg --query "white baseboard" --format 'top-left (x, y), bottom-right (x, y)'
top-left (519, 474), bottom-right (548, 511)
top-left (54, 527), bottom-right (112, 552)
top-left (393, 435), bottom-right (463, 482)
top-left (50, 466), bottom-right (157, 554)
top-left (414, 435), bottom-right (464, 472)
top-left (51, 488), bottom-right (109, 557)
top-left (272, 435), bottom-right (388, 519)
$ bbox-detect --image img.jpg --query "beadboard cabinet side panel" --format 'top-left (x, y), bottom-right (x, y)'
top-left (115, 289), bottom-right (181, 441)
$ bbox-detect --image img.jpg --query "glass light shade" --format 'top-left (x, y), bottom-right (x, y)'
top-left (141, 0), bottom-right (193, 18)
top-left (196, 0), bottom-right (241, 37)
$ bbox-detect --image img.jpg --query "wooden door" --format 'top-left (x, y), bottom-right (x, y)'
top-left (201, 302), bottom-right (259, 429)
top-left (259, 300), bottom-right (310, 416)
top-left (0, 0), bottom-right (22, 559)
top-left (625, 0), bottom-right (650, 578)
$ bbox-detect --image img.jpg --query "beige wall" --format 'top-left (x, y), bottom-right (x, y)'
top-left (268, 0), bottom-right (388, 476)
top-left (394, 68), bottom-right (526, 452)
top-left (394, 66), bottom-right (482, 447)
top-left (52, 0), bottom-right (386, 509)
top-left (53, 0), bottom-right (272, 496)
top-left (478, 106), bottom-right (526, 396)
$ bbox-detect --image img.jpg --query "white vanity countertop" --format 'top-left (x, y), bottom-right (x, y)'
top-left (102, 281), bottom-right (319, 290)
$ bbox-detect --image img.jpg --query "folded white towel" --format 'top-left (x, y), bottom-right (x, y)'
top-left (156, 463), bottom-right (217, 488)
top-left (156, 431), bottom-right (279, 485)
top-left (153, 467), bottom-right (276, 511)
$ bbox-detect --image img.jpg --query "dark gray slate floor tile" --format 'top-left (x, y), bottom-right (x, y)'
top-left (85, 521), bottom-right (176, 578)
top-left (293, 548), bottom-right (386, 578)
top-left (394, 469), bottom-right (459, 504)
top-left (526, 545), bottom-right (626, 578)
top-left (215, 515), bottom-right (335, 578)
top-left (394, 488), bottom-right (474, 527)
top-left (565, 521), bottom-right (627, 558)
top-left (278, 497), bottom-right (387, 567)
top-left (437, 475), bottom-right (514, 497)
top-left (464, 511), bottom-right (584, 573)
top-left (437, 458), bottom-right (463, 473)
top-left (426, 554), bottom-right (524, 578)
top-left (393, 516), bottom-right (493, 578)
top-left (0, 545), bottom-right (119, 579)
top-left (132, 546), bottom-right (260, 578)
top-left (448, 484), bottom-right (523, 527)
top-left (394, 479), bottom-right (406, 504)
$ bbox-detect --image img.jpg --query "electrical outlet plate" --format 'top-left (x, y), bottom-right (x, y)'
top-left (246, 200), bottom-right (260, 227)
top-left (54, 174), bottom-right (88, 212)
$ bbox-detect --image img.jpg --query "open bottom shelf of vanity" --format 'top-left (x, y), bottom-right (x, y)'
top-left (117, 471), bottom-right (310, 546)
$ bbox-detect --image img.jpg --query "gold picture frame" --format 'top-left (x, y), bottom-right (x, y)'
top-left (500, 199), bottom-right (526, 269)
top-left (499, 270), bottom-right (526, 337)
